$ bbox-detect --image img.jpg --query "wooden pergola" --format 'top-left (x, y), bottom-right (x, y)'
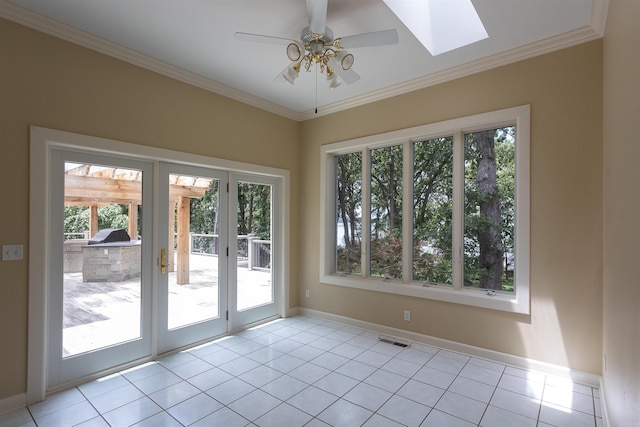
top-left (65, 164), bottom-right (212, 284)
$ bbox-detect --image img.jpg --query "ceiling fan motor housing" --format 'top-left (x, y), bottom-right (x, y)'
top-left (301, 26), bottom-right (334, 45)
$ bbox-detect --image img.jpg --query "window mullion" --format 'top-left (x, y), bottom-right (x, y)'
top-left (402, 140), bottom-right (413, 283)
top-left (361, 147), bottom-right (371, 278)
top-left (452, 131), bottom-right (464, 290)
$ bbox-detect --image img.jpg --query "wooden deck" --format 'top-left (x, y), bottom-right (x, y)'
top-left (62, 253), bottom-right (272, 357)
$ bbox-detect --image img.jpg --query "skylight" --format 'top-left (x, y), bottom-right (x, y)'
top-left (383, 0), bottom-right (488, 56)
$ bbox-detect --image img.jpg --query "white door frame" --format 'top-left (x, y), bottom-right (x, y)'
top-left (28, 126), bottom-right (290, 402)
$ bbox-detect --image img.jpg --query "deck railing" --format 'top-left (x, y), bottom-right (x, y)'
top-left (65, 232), bottom-right (270, 271)
top-left (64, 232), bottom-right (89, 240)
top-left (191, 233), bottom-right (270, 271)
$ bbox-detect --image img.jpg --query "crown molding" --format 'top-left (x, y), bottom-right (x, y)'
top-left (302, 8), bottom-right (607, 120)
top-left (1, 0), bottom-right (607, 123)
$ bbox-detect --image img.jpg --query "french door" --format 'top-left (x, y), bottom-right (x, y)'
top-left (229, 174), bottom-right (279, 330)
top-left (158, 167), bottom-right (280, 347)
top-left (48, 150), bottom-right (154, 387)
top-left (48, 150), bottom-right (280, 388)
top-left (157, 163), bottom-right (229, 353)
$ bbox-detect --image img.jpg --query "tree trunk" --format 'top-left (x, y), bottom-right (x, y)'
top-left (337, 168), bottom-right (352, 248)
top-left (248, 191), bottom-right (254, 233)
top-left (475, 130), bottom-right (504, 290)
top-left (213, 186), bottom-right (220, 253)
top-left (388, 147), bottom-right (396, 232)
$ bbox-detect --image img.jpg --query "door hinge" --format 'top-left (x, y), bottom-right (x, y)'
top-left (226, 247), bottom-right (229, 256)
top-left (226, 310), bottom-right (229, 321)
top-left (227, 182), bottom-right (229, 193)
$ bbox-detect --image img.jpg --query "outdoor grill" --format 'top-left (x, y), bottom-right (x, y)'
top-left (88, 228), bottom-right (131, 245)
top-left (82, 228), bottom-right (141, 282)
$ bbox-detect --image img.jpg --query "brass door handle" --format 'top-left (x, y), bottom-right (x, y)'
top-left (161, 248), bottom-right (167, 273)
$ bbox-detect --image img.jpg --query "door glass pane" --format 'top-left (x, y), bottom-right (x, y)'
top-left (464, 126), bottom-right (516, 292)
top-left (236, 182), bottom-right (273, 311)
top-left (370, 145), bottom-right (403, 279)
top-left (412, 137), bottom-right (454, 285)
top-left (335, 152), bottom-right (362, 275)
top-left (168, 175), bottom-right (220, 329)
top-left (63, 162), bottom-right (142, 357)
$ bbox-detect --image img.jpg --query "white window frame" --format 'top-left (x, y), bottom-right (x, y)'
top-left (320, 105), bottom-right (530, 314)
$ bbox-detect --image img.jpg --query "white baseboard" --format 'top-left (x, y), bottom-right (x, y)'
top-left (3, 308), bottom-right (604, 418)
top-left (0, 393), bottom-right (27, 416)
top-left (298, 307), bottom-right (602, 388)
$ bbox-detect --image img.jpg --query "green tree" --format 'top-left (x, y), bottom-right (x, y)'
top-left (237, 183), bottom-right (271, 239)
top-left (64, 206), bottom-right (89, 238)
top-left (63, 203), bottom-right (132, 239)
top-left (370, 145), bottom-right (403, 278)
top-left (332, 128), bottom-right (515, 291)
top-left (412, 137), bottom-right (454, 284)
top-left (464, 127), bottom-right (515, 291)
top-left (336, 152), bottom-right (362, 274)
top-left (98, 204), bottom-right (129, 231)
top-left (190, 180), bottom-right (220, 252)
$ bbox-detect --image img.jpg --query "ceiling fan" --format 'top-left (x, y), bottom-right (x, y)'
top-left (234, 0), bottom-right (399, 89)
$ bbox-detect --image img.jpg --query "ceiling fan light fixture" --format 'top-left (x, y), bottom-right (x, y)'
top-left (286, 42), bottom-right (303, 61)
top-left (283, 63), bottom-right (300, 84)
top-left (327, 72), bottom-right (341, 89)
top-left (336, 50), bottom-right (354, 70)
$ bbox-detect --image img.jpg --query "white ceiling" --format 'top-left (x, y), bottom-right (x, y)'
top-left (1, 0), bottom-right (607, 120)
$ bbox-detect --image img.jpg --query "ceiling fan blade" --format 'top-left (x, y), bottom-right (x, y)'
top-left (306, 0), bottom-right (328, 35)
top-left (328, 58), bottom-right (360, 85)
top-left (273, 62), bottom-right (302, 84)
top-left (338, 29), bottom-right (399, 49)
top-left (273, 64), bottom-right (290, 83)
top-left (234, 32), bottom-right (293, 46)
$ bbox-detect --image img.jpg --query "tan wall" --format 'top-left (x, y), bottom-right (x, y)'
top-left (602, 0), bottom-right (640, 424)
top-left (300, 41), bottom-right (603, 374)
top-left (0, 18), bottom-right (300, 400)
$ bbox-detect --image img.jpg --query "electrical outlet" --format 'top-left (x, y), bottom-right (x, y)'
top-left (305, 289), bottom-right (310, 298)
top-left (403, 310), bottom-right (411, 321)
top-left (2, 244), bottom-right (23, 261)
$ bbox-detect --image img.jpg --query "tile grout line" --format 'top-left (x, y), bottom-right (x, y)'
top-left (15, 316), bottom-right (603, 427)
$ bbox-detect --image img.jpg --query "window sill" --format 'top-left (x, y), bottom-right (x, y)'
top-left (320, 273), bottom-right (529, 315)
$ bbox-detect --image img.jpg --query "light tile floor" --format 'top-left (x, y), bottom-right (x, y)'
top-left (1, 316), bottom-right (603, 427)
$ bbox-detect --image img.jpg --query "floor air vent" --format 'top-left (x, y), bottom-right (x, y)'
top-left (378, 336), bottom-right (410, 348)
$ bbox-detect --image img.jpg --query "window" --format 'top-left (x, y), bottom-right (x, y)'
top-left (370, 144), bottom-right (403, 279)
top-left (321, 105), bottom-right (530, 313)
top-left (463, 127), bottom-right (516, 292)
top-left (335, 152), bottom-right (362, 275)
top-left (413, 136), bottom-right (454, 285)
